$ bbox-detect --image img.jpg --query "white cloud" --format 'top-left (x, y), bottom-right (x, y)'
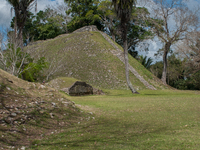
top-left (37, 0), bottom-right (64, 12)
top-left (0, 0), bottom-right (12, 28)
top-left (137, 37), bottom-right (163, 62)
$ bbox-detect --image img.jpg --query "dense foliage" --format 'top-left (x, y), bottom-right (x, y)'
top-left (11, 8), bottom-right (67, 43)
top-left (20, 57), bottom-right (48, 82)
top-left (6, 0), bottom-right (37, 47)
top-left (0, 42), bottom-right (47, 82)
top-left (150, 54), bottom-right (200, 90)
top-left (64, 0), bottom-right (103, 32)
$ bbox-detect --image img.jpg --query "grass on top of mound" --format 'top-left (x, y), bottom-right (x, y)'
top-left (26, 30), bottom-right (168, 90)
top-left (47, 77), bottom-right (80, 90)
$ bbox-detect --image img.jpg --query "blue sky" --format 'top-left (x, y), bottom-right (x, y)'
top-left (0, 0), bottom-right (64, 30)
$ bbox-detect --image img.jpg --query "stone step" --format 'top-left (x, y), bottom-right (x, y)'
top-left (100, 32), bottom-right (156, 90)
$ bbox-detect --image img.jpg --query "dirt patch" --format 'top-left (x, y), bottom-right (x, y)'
top-left (0, 69), bottom-right (84, 149)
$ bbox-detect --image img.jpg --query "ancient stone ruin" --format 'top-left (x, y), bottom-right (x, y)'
top-left (61, 81), bottom-right (104, 96)
top-left (65, 81), bottom-right (93, 96)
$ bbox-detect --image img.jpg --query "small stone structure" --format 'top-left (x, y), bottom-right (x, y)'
top-left (61, 81), bottom-right (104, 96)
top-left (66, 81), bottom-right (93, 96)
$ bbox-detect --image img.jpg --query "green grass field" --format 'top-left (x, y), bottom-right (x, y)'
top-left (30, 90), bottom-right (200, 150)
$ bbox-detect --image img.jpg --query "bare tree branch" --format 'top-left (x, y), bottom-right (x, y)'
top-left (144, 0), bottom-right (200, 84)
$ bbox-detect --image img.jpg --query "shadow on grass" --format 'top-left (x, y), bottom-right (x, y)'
top-left (31, 116), bottom-right (170, 149)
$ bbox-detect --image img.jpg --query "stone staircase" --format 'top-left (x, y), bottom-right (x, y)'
top-left (100, 32), bottom-right (157, 90)
top-left (73, 25), bottom-right (156, 90)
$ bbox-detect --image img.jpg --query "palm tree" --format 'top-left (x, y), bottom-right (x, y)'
top-left (139, 55), bottom-right (153, 70)
top-left (7, 0), bottom-right (37, 47)
top-left (112, 0), bottom-right (139, 94)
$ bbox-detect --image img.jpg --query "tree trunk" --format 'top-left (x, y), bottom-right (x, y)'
top-left (14, 17), bottom-right (18, 45)
top-left (122, 24), bottom-right (139, 94)
top-left (110, 28), bottom-right (115, 42)
top-left (112, 33), bottom-right (115, 42)
top-left (161, 43), bottom-right (170, 84)
top-left (14, 18), bottom-right (17, 39)
top-left (19, 27), bottom-right (23, 49)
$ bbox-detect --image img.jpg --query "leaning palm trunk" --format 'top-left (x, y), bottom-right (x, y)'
top-left (112, 0), bottom-right (139, 94)
top-left (122, 24), bottom-right (139, 93)
top-left (14, 17), bottom-right (17, 40)
top-left (19, 25), bottom-right (24, 49)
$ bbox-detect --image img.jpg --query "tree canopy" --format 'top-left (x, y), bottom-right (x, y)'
top-left (11, 8), bottom-right (67, 43)
top-left (146, 0), bottom-right (199, 84)
top-left (64, 0), bottom-right (103, 32)
top-left (7, 0), bottom-right (37, 47)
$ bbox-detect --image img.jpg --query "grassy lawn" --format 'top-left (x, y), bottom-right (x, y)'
top-left (30, 90), bottom-right (200, 150)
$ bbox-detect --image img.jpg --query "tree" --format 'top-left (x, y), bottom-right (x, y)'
top-left (11, 7), bottom-right (68, 43)
top-left (115, 6), bottom-right (153, 51)
top-left (98, 1), bottom-right (152, 48)
top-left (20, 57), bottom-right (48, 82)
top-left (150, 61), bottom-right (163, 79)
top-left (116, 23), bottom-right (152, 52)
top-left (176, 31), bottom-right (200, 74)
top-left (147, 0), bottom-right (199, 84)
top-left (150, 53), bottom-right (188, 89)
top-left (166, 54), bottom-right (186, 86)
top-left (98, 0), bottom-right (119, 42)
top-left (0, 30), bottom-right (47, 82)
top-left (0, 31), bottom-right (29, 76)
top-left (64, 0), bottom-right (103, 32)
top-left (35, 9), bottom-right (68, 40)
top-left (0, 32), bottom-right (2, 50)
top-left (128, 48), bottom-right (138, 58)
top-left (112, 0), bottom-right (139, 94)
top-left (0, 31), bottom-right (4, 70)
top-left (7, 0), bottom-right (37, 48)
top-left (175, 31), bottom-right (200, 89)
top-left (138, 55), bottom-right (153, 69)
top-left (10, 12), bottom-right (35, 45)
